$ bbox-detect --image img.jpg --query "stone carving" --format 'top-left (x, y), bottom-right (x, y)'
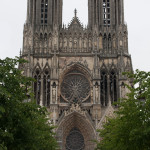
top-left (53, 34), bottom-right (57, 46)
top-left (69, 37), bottom-right (72, 49)
top-left (52, 87), bottom-right (56, 103)
top-left (79, 37), bottom-right (82, 49)
top-left (49, 37), bottom-right (52, 48)
top-left (84, 60), bottom-right (88, 68)
top-left (95, 83), bottom-right (99, 103)
top-left (64, 103), bottom-right (85, 116)
top-left (83, 38), bottom-right (87, 49)
top-left (59, 37), bottom-right (63, 48)
top-left (74, 38), bottom-right (78, 49)
top-left (52, 82), bottom-right (57, 103)
top-left (113, 36), bottom-right (116, 48)
top-left (89, 38), bottom-right (92, 49)
top-left (64, 37), bottom-right (67, 48)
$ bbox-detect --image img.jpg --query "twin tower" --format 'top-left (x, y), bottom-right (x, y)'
top-left (26, 0), bottom-right (124, 27)
top-left (21, 0), bottom-right (133, 150)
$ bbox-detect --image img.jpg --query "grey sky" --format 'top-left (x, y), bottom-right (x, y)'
top-left (0, 0), bottom-right (150, 71)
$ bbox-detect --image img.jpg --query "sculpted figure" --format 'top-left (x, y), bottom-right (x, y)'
top-left (69, 37), bottom-right (72, 49)
top-left (74, 38), bottom-right (77, 49)
top-left (64, 37), bottom-right (67, 48)
top-left (49, 37), bottom-right (52, 48)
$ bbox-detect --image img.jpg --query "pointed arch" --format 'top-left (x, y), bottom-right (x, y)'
top-left (108, 33), bottom-right (111, 49)
top-left (99, 33), bottom-right (103, 50)
top-left (103, 33), bottom-right (107, 50)
top-left (33, 68), bottom-right (42, 105)
top-left (110, 69), bottom-right (118, 104)
top-left (44, 33), bottom-right (47, 40)
top-left (100, 69), bottom-right (108, 106)
top-left (43, 68), bottom-right (51, 106)
top-left (56, 112), bottom-right (96, 150)
top-left (59, 63), bottom-right (92, 104)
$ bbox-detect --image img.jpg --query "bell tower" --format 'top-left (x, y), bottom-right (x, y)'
top-left (88, 0), bottom-right (124, 28)
top-left (26, 0), bottom-right (62, 27)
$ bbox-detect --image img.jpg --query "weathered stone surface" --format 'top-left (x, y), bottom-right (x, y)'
top-left (21, 0), bottom-right (133, 149)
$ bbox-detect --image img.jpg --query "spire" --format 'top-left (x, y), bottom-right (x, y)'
top-left (74, 9), bottom-right (77, 18)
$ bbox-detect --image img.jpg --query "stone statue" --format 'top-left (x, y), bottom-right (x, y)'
top-left (49, 37), bottom-right (52, 48)
top-left (64, 37), bottom-right (67, 48)
top-left (74, 38), bottom-right (77, 49)
top-left (52, 87), bottom-right (56, 103)
top-left (69, 37), bottom-right (72, 49)
top-left (95, 84), bottom-right (99, 103)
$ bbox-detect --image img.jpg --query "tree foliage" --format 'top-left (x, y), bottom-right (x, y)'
top-left (96, 70), bottom-right (150, 150)
top-left (0, 58), bottom-right (58, 150)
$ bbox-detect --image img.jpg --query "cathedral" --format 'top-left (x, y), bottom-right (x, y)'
top-left (20, 0), bottom-right (133, 149)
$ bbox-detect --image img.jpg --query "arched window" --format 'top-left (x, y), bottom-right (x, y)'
top-left (43, 69), bottom-right (50, 106)
top-left (40, 33), bottom-right (43, 39)
top-left (103, 33), bottom-right (107, 50)
top-left (41, 0), bottom-right (48, 25)
top-left (103, 0), bottom-right (111, 26)
top-left (110, 71), bottom-right (118, 104)
top-left (100, 71), bottom-right (108, 106)
top-left (44, 33), bottom-right (47, 40)
top-left (34, 69), bottom-right (41, 105)
top-left (108, 33), bottom-right (111, 49)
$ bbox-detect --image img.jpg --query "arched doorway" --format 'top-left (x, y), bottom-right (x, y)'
top-left (56, 112), bottom-right (96, 150)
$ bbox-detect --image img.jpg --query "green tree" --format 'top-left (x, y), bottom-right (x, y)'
top-left (0, 57), bottom-right (58, 150)
top-left (95, 70), bottom-right (150, 150)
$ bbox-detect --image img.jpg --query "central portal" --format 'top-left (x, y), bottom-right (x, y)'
top-left (66, 128), bottom-right (85, 150)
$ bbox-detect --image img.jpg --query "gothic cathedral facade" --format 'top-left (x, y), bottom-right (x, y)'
top-left (20, 0), bottom-right (133, 149)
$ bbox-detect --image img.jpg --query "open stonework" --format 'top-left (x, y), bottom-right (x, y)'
top-left (20, 0), bottom-right (133, 149)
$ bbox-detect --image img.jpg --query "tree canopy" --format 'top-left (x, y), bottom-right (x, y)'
top-left (0, 58), bottom-right (58, 150)
top-left (96, 70), bottom-right (150, 150)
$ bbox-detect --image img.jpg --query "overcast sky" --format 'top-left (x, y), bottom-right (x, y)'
top-left (0, 0), bottom-right (150, 71)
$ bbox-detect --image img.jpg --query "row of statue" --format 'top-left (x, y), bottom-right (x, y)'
top-left (23, 33), bottom-right (128, 54)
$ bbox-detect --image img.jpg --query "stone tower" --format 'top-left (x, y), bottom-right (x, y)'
top-left (20, 0), bottom-right (133, 149)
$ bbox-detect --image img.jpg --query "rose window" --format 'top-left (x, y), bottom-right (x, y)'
top-left (61, 73), bottom-right (90, 103)
top-left (66, 128), bottom-right (84, 150)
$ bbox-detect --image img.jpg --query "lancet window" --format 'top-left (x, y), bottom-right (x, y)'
top-left (103, 34), bottom-right (107, 49)
top-left (43, 69), bottom-right (50, 106)
top-left (110, 71), bottom-right (118, 104)
top-left (34, 69), bottom-right (41, 105)
top-left (108, 34), bottom-right (111, 49)
top-left (100, 71), bottom-right (108, 106)
top-left (103, 0), bottom-right (111, 26)
top-left (41, 0), bottom-right (48, 25)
